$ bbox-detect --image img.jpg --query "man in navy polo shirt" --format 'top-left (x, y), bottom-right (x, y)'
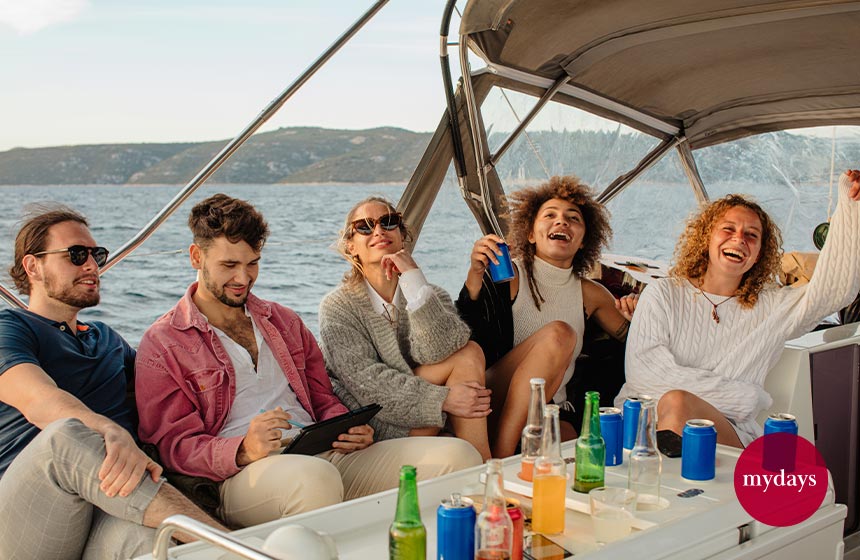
top-left (0, 206), bottom-right (224, 560)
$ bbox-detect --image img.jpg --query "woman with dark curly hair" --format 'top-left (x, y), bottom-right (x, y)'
top-left (457, 176), bottom-right (636, 457)
top-left (616, 170), bottom-right (860, 448)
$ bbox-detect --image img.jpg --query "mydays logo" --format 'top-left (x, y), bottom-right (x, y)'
top-left (734, 433), bottom-right (828, 527)
top-left (740, 469), bottom-right (817, 493)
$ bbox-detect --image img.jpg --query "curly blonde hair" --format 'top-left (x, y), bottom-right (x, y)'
top-left (671, 194), bottom-right (782, 308)
top-left (508, 176), bottom-right (612, 309)
top-left (335, 196), bottom-right (412, 285)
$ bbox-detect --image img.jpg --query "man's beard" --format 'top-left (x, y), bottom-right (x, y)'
top-left (202, 268), bottom-right (248, 308)
top-left (44, 274), bottom-right (100, 309)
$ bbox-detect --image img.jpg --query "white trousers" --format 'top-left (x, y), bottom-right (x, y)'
top-left (218, 436), bottom-right (481, 527)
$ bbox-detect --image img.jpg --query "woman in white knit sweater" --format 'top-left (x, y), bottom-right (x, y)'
top-left (616, 170), bottom-right (860, 447)
top-left (319, 197), bottom-right (492, 460)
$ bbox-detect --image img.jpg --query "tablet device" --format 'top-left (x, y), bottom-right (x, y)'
top-left (281, 403), bottom-right (382, 456)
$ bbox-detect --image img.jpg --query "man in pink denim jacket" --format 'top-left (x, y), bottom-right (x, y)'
top-left (135, 194), bottom-right (481, 528)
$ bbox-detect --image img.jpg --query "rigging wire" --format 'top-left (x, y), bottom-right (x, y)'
top-left (499, 89), bottom-right (551, 179)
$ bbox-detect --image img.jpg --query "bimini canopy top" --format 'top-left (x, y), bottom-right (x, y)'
top-left (460, 0), bottom-right (860, 149)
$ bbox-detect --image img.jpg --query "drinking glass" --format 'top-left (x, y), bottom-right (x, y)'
top-left (589, 487), bottom-right (637, 544)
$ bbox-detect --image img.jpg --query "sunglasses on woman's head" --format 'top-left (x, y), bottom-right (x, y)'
top-left (351, 213), bottom-right (402, 236)
top-left (31, 245), bottom-right (110, 267)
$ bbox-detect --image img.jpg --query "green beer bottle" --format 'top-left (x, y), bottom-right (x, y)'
top-left (573, 391), bottom-right (605, 492)
top-left (389, 465), bottom-right (426, 560)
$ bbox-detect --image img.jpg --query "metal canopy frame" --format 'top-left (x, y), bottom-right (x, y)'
top-left (447, 35), bottom-right (696, 239)
top-left (437, 0), bottom-right (860, 240)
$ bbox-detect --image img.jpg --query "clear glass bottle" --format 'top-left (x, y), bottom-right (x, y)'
top-left (532, 404), bottom-right (566, 534)
top-left (520, 378), bottom-right (546, 482)
top-left (628, 397), bottom-right (662, 509)
top-left (573, 391), bottom-right (605, 493)
top-left (475, 459), bottom-right (513, 560)
top-left (389, 465), bottom-right (426, 560)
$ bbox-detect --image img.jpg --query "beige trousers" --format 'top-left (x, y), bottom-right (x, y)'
top-left (218, 436), bottom-right (481, 527)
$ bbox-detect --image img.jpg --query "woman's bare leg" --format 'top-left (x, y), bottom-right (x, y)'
top-left (415, 342), bottom-right (492, 460)
top-left (559, 421), bottom-right (577, 442)
top-left (657, 390), bottom-right (742, 448)
top-left (408, 427), bottom-right (441, 437)
top-left (485, 321), bottom-right (576, 458)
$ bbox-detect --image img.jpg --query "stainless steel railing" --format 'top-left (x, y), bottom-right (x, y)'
top-left (0, 0), bottom-right (390, 309)
top-left (153, 515), bottom-right (275, 560)
top-left (100, 0), bottom-right (390, 276)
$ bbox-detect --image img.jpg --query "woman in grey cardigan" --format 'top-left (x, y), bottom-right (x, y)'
top-left (319, 197), bottom-right (492, 460)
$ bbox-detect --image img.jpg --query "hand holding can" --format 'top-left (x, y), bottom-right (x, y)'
top-left (488, 242), bottom-right (515, 283)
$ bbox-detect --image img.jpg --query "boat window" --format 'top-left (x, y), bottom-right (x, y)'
top-left (695, 126), bottom-right (860, 254)
top-left (411, 168), bottom-right (483, 298)
top-left (604, 151), bottom-right (699, 262)
top-left (479, 87), bottom-right (663, 191)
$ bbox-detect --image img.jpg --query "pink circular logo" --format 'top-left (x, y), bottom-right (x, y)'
top-left (733, 433), bottom-right (828, 526)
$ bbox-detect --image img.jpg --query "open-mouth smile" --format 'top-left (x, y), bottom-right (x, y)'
top-left (722, 248), bottom-right (746, 262)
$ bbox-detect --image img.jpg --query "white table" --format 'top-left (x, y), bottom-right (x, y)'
top-left (138, 442), bottom-right (846, 560)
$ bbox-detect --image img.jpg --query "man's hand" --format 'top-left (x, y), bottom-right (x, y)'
top-left (237, 407), bottom-right (293, 466)
top-left (331, 424), bottom-right (374, 454)
top-left (98, 424), bottom-right (162, 498)
top-left (442, 381), bottom-right (492, 418)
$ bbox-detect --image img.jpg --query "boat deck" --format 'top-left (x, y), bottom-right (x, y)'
top-left (140, 441), bottom-right (846, 559)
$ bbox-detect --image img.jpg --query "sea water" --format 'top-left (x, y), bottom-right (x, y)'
top-left (0, 183), bottom-right (483, 346)
top-left (0, 179), bottom-right (827, 346)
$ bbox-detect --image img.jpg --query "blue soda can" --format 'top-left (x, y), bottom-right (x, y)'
top-left (681, 419), bottom-right (717, 481)
top-left (764, 413), bottom-right (798, 435)
top-left (437, 493), bottom-right (475, 560)
top-left (622, 397), bottom-right (642, 450)
top-left (488, 242), bottom-right (515, 283)
top-left (763, 413), bottom-right (798, 472)
top-left (599, 407), bottom-right (623, 466)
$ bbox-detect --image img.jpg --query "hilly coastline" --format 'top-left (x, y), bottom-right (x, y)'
top-left (0, 127), bottom-right (432, 186)
top-left (1, 126), bottom-right (858, 186)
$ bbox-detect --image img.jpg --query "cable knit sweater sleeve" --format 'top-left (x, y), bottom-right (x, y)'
top-left (777, 172), bottom-right (860, 339)
top-left (318, 284), bottom-right (450, 437)
top-left (408, 285), bottom-right (472, 364)
top-left (620, 172), bottom-right (860, 426)
top-left (621, 279), bottom-right (765, 419)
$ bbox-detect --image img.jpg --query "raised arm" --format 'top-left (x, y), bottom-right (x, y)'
top-left (622, 283), bottom-right (768, 421)
top-left (780, 170), bottom-right (860, 339)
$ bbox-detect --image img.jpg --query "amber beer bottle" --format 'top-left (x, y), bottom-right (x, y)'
top-left (389, 465), bottom-right (426, 560)
top-left (475, 459), bottom-right (513, 559)
top-left (573, 391), bottom-right (605, 493)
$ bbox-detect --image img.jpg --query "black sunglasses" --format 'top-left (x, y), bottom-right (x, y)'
top-left (351, 213), bottom-right (403, 236)
top-left (31, 245), bottom-right (110, 267)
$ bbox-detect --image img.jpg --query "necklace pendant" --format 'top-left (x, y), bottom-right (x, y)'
top-left (712, 307), bottom-right (720, 324)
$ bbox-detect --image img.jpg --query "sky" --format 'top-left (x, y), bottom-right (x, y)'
top-left (0, 0), bottom-right (458, 151)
